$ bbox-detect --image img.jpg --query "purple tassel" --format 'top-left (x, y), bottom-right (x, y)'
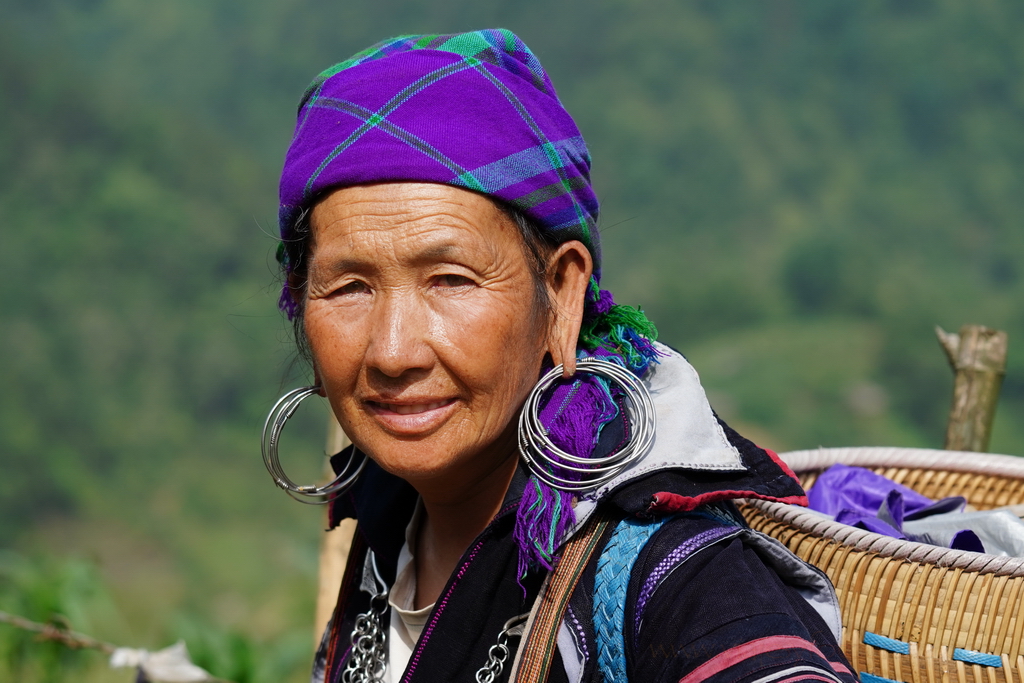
top-left (514, 481), bottom-right (576, 578)
top-left (278, 284), bottom-right (299, 321)
top-left (592, 287), bottom-right (615, 316)
top-left (514, 365), bottom-right (620, 582)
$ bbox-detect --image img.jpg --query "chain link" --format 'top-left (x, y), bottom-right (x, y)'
top-left (341, 591), bottom-right (389, 682)
top-left (342, 554), bottom-right (390, 683)
top-left (474, 614), bottom-right (528, 683)
top-left (341, 551), bottom-right (528, 683)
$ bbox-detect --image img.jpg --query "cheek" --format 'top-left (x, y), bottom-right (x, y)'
top-left (435, 295), bottom-right (547, 398)
top-left (304, 305), bottom-right (363, 385)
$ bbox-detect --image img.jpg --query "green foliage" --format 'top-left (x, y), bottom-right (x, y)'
top-left (0, 552), bottom-right (313, 683)
top-left (2, 0), bottom-right (1024, 679)
top-left (0, 552), bottom-right (112, 682)
top-left (173, 614), bottom-right (312, 683)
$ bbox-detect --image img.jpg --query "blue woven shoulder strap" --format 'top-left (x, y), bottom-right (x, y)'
top-left (593, 515), bottom-right (671, 683)
top-left (593, 506), bottom-right (745, 682)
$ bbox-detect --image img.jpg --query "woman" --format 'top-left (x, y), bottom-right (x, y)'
top-left (265, 29), bottom-right (857, 683)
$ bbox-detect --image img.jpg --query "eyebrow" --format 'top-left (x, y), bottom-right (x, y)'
top-left (310, 258), bottom-right (365, 279)
top-left (415, 243), bottom-right (458, 261)
top-left (310, 241), bottom-right (466, 278)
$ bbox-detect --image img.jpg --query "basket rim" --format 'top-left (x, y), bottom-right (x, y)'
top-left (780, 446), bottom-right (1024, 478)
top-left (744, 446), bottom-right (1024, 576)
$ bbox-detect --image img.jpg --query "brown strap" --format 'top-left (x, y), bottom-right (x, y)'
top-left (513, 510), bottom-right (613, 683)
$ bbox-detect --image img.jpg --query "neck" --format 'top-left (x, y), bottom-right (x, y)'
top-left (412, 449), bottom-right (518, 610)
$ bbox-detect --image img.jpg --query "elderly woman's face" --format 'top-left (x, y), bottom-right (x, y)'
top-left (303, 183), bottom-right (551, 491)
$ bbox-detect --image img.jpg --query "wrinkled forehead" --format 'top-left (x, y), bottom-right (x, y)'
top-left (310, 183), bottom-right (506, 228)
top-left (305, 182), bottom-right (524, 269)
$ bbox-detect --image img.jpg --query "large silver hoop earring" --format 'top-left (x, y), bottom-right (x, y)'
top-left (261, 386), bottom-right (367, 505)
top-left (518, 358), bottom-right (656, 493)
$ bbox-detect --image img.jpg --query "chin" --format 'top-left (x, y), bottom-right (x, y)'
top-left (360, 438), bottom-right (464, 481)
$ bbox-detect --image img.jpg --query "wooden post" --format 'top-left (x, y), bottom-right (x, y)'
top-left (313, 415), bottom-right (357, 646)
top-left (936, 324), bottom-right (1008, 452)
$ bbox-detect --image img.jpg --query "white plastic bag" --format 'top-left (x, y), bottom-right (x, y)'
top-left (110, 640), bottom-right (216, 682)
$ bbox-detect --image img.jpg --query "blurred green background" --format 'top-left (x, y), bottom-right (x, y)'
top-left (2, 1), bottom-right (1023, 680)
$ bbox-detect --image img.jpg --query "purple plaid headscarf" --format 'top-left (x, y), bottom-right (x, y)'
top-left (278, 29), bottom-right (599, 311)
top-left (277, 29), bottom-right (661, 576)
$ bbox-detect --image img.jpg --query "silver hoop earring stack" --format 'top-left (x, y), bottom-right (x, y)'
top-left (518, 358), bottom-right (656, 493)
top-left (262, 386), bottom-right (367, 505)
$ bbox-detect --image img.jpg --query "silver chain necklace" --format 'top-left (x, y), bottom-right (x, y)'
top-left (341, 551), bottom-right (529, 682)
top-left (341, 553), bottom-right (389, 683)
top-left (474, 614), bottom-right (529, 683)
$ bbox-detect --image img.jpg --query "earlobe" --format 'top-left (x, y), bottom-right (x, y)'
top-left (312, 365), bottom-right (326, 396)
top-left (545, 241), bottom-right (594, 378)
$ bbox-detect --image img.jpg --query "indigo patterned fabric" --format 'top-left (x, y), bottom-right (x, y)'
top-left (278, 29), bottom-right (600, 307)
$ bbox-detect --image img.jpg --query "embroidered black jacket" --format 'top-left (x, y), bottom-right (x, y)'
top-left (312, 347), bottom-right (858, 683)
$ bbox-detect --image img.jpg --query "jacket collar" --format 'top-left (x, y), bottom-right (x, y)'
top-left (558, 342), bottom-right (805, 545)
top-left (597, 342), bottom-right (746, 488)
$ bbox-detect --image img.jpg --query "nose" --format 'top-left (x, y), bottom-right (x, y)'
top-left (364, 288), bottom-right (433, 379)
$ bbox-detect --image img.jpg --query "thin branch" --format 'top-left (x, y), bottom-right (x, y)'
top-left (0, 610), bottom-right (116, 654)
top-left (0, 610), bottom-right (239, 682)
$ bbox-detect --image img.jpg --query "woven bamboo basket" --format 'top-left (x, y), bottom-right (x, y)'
top-left (740, 447), bottom-right (1024, 683)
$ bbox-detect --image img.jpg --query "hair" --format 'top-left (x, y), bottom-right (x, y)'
top-left (277, 193), bottom-right (559, 367)
top-left (502, 202), bottom-right (559, 312)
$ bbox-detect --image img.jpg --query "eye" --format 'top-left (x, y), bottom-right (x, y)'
top-left (433, 274), bottom-right (474, 288)
top-left (335, 280), bottom-right (368, 296)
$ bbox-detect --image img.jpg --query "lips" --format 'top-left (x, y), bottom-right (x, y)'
top-left (364, 397), bottom-right (458, 435)
top-left (377, 400), bottom-right (452, 415)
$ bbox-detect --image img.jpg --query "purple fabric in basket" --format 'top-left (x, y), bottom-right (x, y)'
top-left (950, 529), bottom-right (985, 553)
top-left (809, 464), bottom-right (967, 543)
top-left (809, 464), bottom-right (965, 520)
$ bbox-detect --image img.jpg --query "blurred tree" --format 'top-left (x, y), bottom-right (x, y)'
top-left (2, 1), bottom-right (1024, 679)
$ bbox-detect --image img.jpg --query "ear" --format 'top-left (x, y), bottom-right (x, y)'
top-left (545, 241), bottom-right (594, 378)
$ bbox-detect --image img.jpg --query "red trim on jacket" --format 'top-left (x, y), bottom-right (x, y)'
top-left (647, 489), bottom-right (808, 514)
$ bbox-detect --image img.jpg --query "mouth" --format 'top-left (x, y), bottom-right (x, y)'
top-left (363, 397), bottom-right (459, 434)
top-left (370, 399), bottom-right (455, 415)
